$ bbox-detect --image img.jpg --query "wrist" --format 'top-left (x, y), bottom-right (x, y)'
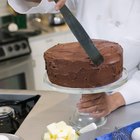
top-left (108, 92), bottom-right (125, 112)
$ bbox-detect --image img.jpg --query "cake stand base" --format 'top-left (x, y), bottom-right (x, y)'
top-left (44, 68), bottom-right (127, 131)
top-left (69, 110), bottom-right (107, 131)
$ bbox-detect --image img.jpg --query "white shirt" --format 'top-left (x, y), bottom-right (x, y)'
top-left (8, 0), bottom-right (140, 105)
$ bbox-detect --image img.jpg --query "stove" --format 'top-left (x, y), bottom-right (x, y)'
top-left (0, 94), bottom-right (40, 134)
top-left (0, 29), bottom-right (31, 62)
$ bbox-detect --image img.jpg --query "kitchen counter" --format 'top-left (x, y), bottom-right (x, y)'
top-left (0, 89), bottom-right (140, 140)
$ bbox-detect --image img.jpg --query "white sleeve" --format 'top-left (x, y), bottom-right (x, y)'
top-left (8, 0), bottom-right (56, 14)
top-left (118, 38), bottom-right (140, 72)
top-left (117, 38), bottom-right (140, 105)
top-left (8, 0), bottom-right (76, 14)
top-left (119, 70), bottom-right (140, 105)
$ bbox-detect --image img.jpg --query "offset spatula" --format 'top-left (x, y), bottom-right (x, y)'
top-left (54, 0), bottom-right (104, 66)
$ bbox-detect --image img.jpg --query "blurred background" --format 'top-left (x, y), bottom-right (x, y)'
top-left (0, 0), bottom-right (66, 33)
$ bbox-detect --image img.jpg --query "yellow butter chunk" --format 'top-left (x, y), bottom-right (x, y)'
top-left (43, 121), bottom-right (79, 140)
top-left (47, 123), bottom-right (58, 136)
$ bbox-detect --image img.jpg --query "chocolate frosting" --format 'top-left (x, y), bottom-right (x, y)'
top-left (44, 39), bottom-right (123, 88)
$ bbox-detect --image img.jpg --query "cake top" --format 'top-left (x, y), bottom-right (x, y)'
top-left (44, 39), bottom-right (123, 66)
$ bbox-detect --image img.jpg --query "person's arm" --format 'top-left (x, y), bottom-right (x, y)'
top-left (25, 0), bottom-right (66, 10)
top-left (117, 38), bottom-right (140, 105)
top-left (8, 0), bottom-right (66, 14)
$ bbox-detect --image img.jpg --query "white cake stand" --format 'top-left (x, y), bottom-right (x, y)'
top-left (43, 68), bottom-right (128, 130)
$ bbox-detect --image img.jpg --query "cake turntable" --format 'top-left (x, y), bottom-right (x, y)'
top-left (43, 68), bottom-right (128, 130)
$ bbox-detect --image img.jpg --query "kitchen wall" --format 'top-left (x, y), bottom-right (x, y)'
top-left (0, 0), bottom-right (9, 17)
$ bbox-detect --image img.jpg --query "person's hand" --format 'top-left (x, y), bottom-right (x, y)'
top-left (48, 0), bottom-right (66, 10)
top-left (77, 92), bottom-right (125, 118)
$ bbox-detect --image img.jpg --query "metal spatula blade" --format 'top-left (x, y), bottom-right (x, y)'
top-left (54, 0), bottom-right (104, 66)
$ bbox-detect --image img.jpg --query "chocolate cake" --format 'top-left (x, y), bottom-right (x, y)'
top-left (44, 39), bottom-right (123, 88)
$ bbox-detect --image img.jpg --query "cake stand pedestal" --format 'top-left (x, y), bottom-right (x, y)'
top-left (44, 68), bottom-right (128, 130)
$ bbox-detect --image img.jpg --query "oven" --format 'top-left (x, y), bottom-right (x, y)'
top-left (0, 56), bottom-right (35, 90)
top-left (0, 29), bottom-right (35, 90)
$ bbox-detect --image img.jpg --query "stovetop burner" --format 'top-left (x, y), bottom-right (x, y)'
top-left (0, 106), bottom-right (14, 117)
top-left (0, 94), bottom-right (40, 134)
